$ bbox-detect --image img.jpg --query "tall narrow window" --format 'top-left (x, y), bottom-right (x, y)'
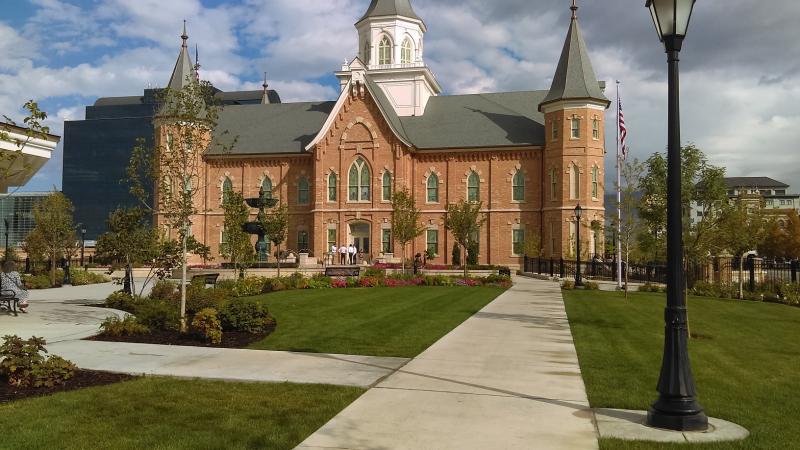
top-left (328, 173), bottom-right (337, 202)
top-left (552, 120), bottom-right (559, 140)
top-left (426, 229), bottom-right (439, 255)
top-left (382, 171), bottom-right (392, 201)
top-left (364, 42), bottom-right (371, 64)
top-left (571, 116), bottom-right (581, 139)
top-left (550, 169), bottom-right (558, 201)
top-left (512, 229), bottom-right (525, 256)
top-left (327, 229), bottom-right (336, 250)
top-left (298, 176), bottom-right (310, 205)
top-left (222, 177), bottom-right (233, 204)
top-left (427, 174), bottom-right (439, 203)
top-left (261, 178), bottom-right (273, 199)
top-left (591, 166), bottom-right (599, 199)
top-left (592, 118), bottom-right (600, 140)
top-left (512, 170), bottom-right (525, 201)
top-left (382, 229), bottom-right (392, 253)
top-left (298, 230), bottom-right (309, 251)
top-left (570, 164), bottom-right (580, 200)
top-left (378, 36), bottom-right (392, 65)
top-left (401, 38), bottom-right (413, 64)
top-left (467, 171), bottom-right (480, 202)
top-left (349, 157), bottom-right (371, 201)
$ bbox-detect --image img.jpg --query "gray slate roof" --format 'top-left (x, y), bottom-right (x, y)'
top-left (167, 42), bottom-right (196, 91)
top-left (358, 0), bottom-right (422, 23)
top-left (208, 102), bottom-right (335, 155)
top-left (540, 15), bottom-right (608, 110)
top-left (725, 177), bottom-right (789, 189)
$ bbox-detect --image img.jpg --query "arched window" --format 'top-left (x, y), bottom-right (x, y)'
top-left (382, 171), bottom-right (392, 201)
top-left (591, 166), bottom-right (599, 199)
top-left (298, 176), bottom-right (310, 205)
top-left (467, 171), bottom-right (480, 202)
top-left (592, 118), bottom-right (600, 140)
top-left (427, 174), bottom-right (439, 203)
top-left (222, 177), bottom-right (233, 204)
top-left (570, 164), bottom-right (580, 200)
top-left (328, 173), bottom-right (337, 202)
top-left (261, 178), bottom-right (273, 200)
top-left (550, 169), bottom-right (558, 201)
top-left (571, 116), bottom-right (581, 139)
top-left (297, 230), bottom-right (309, 251)
top-left (378, 36), bottom-right (392, 65)
top-left (401, 38), bottom-right (413, 64)
top-left (512, 170), bottom-right (525, 201)
top-left (349, 157), bottom-right (371, 201)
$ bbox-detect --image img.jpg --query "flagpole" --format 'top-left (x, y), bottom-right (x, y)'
top-left (616, 81), bottom-right (623, 290)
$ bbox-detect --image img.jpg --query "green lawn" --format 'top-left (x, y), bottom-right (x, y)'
top-left (563, 289), bottom-right (800, 450)
top-left (248, 286), bottom-right (506, 357)
top-left (0, 378), bottom-right (363, 450)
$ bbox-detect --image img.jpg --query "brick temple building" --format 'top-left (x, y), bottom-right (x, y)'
top-left (157, 0), bottom-right (609, 267)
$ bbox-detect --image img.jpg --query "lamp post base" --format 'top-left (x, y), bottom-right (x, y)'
top-left (647, 405), bottom-right (708, 432)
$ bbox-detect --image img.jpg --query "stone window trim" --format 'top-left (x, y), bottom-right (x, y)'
top-left (378, 34), bottom-right (393, 65)
top-left (401, 36), bottom-right (415, 64)
top-left (219, 173), bottom-right (235, 205)
top-left (326, 169), bottom-right (339, 203)
top-left (257, 172), bottom-right (275, 199)
top-left (296, 174), bottom-right (311, 206)
top-left (426, 227), bottom-right (440, 256)
top-left (591, 164), bottom-right (600, 200)
top-left (464, 166), bottom-right (484, 203)
top-left (423, 168), bottom-right (443, 204)
top-left (570, 115), bottom-right (582, 140)
top-left (511, 224), bottom-right (525, 257)
top-left (347, 156), bottom-right (372, 203)
top-left (340, 117), bottom-right (379, 149)
top-left (592, 116), bottom-right (601, 141)
top-left (551, 118), bottom-right (560, 142)
top-left (381, 169), bottom-right (393, 203)
top-left (509, 165), bottom-right (527, 203)
top-left (549, 168), bottom-right (558, 202)
top-left (567, 162), bottom-right (583, 201)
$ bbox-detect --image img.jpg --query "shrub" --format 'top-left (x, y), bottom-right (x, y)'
top-left (363, 268), bottom-right (386, 279)
top-left (637, 283), bottom-right (665, 293)
top-left (262, 278), bottom-right (287, 293)
top-left (135, 300), bottom-right (180, 331)
top-left (69, 269), bottom-right (109, 286)
top-left (100, 315), bottom-right (150, 337)
top-left (307, 274), bottom-right (332, 289)
top-left (346, 277), bottom-right (359, 288)
top-left (23, 274), bottom-right (53, 290)
top-left (561, 280), bottom-right (575, 290)
top-left (777, 283), bottom-right (800, 306)
top-left (583, 281), bottom-right (600, 291)
top-left (423, 275), bottom-right (451, 286)
top-left (331, 279), bottom-right (347, 288)
top-left (105, 291), bottom-right (143, 313)
top-left (358, 276), bottom-right (383, 288)
top-left (219, 298), bottom-right (274, 334)
top-left (484, 274), bottom-right (511, 284)
top-left (192, 308), bottom-right (223, 344)
top-left (0, 336), bottom-right (77, 388)
top-left (149, 280), bottom-right (177, 301)
top-left (185, 284), bottom-right (229, 314)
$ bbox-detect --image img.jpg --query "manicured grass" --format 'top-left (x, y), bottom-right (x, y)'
top-left (563, 289), bottom-right (800, 450)
top-left (0, 377), bottom-right (363, 450)
top-left (248, 286), bottom-right (506, 357)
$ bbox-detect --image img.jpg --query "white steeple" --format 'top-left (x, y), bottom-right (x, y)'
top-left (336, 0), bottom-right (441, 117)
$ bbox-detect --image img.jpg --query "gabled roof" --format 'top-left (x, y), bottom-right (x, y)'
top-left (363, 76), bottom-right (413, 147)
top-left (725, 177), bottom-right (790, 189)
top-left (207, 102), bottom-right (335, 156)
top-left (357, 0), bottom-right (422, 24)
top-left (539, 8), bottom-right (608, 110)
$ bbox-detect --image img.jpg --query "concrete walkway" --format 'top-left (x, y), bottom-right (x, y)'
top-left (49, 340), bottom-right (408, 388)
top-left (297, 276), bottom-right (598, 450)
top-left (0, 302), bottom-right (126, 343)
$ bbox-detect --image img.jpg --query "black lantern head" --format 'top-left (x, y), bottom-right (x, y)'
top-left (646, 0), bottom-right (696, 50)
top-left (574, 204), bottom-right (583, 219)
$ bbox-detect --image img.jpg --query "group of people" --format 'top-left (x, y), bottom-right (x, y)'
top-left (1, 261), bottom-right (30, 313)
top-left (330, 244), bottom-right (361, 266)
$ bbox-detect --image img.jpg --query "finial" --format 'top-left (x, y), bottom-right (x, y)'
top-left (571, 0), bottom-right (578, 20)
top-left (262, 72), bottom-right (269, 90)
top-left (195, 44), bottom-right (201, 80)
top-left (181, 20), bottom-right (188, 48)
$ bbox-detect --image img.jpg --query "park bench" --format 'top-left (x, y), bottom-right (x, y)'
top-left (0, 276), bottom-right (19, 316)
top-left (191, 273), bottom-right (220, 287)
top-left (325, 267), bottom-right (361, 277)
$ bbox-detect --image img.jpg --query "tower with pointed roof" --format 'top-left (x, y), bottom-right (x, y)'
top-left (167, 21), bottom-right (197, 91)
top-left (337, 0), bottom-right (441, 117)
top-left (539, 2), bottom-right (610, 258)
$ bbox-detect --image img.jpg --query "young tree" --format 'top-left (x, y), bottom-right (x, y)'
top-left (1, 101), bottom-right (50, 196)
top-left (523, 232), bottom-right (543, 258)
top-left (127, 76), bottom-right (233, 332)
top-left (25, 193), bottom-right (76, 286)
top-left (261, 203), bottom-right (289, 277)
top-left (720, 201), bottom-right (767, 299)
top-left (616, 158), bottom-right (645, 295)
top-left (95, 207), bottom-right (158, 296)
top-left (390, 189), bottom-right (426, 274)
top-left (444, 200), bottom-right (486, 277)
top-left (220, 190), bottom-right (255, 278)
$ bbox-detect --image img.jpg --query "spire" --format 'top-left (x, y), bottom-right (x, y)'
top-left (261, 72), bottom-right (271, 105)
top-left (194, 44), bottom-right (201, 81)
top-left (167, 21), bottom-right (196, 91)
top-left (539, 3), bottom-right (609, 111)
top-left (357, 0), bottom-right (422, 24)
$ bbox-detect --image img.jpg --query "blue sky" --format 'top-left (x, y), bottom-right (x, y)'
top-left (2, 0), bottom-right (799, 192)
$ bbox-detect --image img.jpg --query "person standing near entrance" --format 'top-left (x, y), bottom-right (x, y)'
top-left (339, 244), bottom-right (347, 265)
top-left (348, 243), bottom-right (356, 265)
top-left (329, 243), bottom-right (337, 265)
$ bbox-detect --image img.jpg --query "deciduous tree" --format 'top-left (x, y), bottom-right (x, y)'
top-left (220, 190), bottom-right (254, 278)
top-left (261, 203), bottom-right (289, 277)
top-left (96, 207), bottom-right (158, 296)
top-left (25, 193), bottom-right (76, 286)
top-left (390, 189), bottom-right (426, 274)
top-left (444, 200), bottom-right (486, 277)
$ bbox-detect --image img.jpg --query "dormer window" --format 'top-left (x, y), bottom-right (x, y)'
top-left (378, 36), bottom-right (392, 65)
top-left (401, 38), bottom-right (413, 64)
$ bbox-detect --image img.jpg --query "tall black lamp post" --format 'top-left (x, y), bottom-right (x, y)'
top-left (3, 218), bottom-right (9, 263)
top-left (645, 0), bottom-right (708, 432)
top-left (80, 228), bottom-right (87, 267)
top-left (574, 204), bottom-right (584, 287)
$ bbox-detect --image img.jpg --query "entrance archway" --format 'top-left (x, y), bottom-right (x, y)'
top-left (348, 222), bottom-right (371, 254)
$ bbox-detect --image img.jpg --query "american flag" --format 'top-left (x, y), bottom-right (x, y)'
top-left (618, 97), bottom-right (628, 160)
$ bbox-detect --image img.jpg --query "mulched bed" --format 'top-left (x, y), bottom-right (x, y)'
top-left (1, 370), bottom-right (136, 403)
top-left (86, 321), bottom-right (276, 349)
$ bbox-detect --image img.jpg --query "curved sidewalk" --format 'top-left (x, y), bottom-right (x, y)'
top-left (297, 276), bottom-right (598, 450)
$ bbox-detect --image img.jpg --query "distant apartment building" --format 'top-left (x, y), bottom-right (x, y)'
top-left (690, 177), bottom-right (799, 225)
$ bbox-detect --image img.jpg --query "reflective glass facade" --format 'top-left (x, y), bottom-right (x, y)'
top-left (0, 192), bottom-right (48, 247)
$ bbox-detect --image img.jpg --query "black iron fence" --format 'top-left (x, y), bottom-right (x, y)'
top-left (523, 256), bottom-right (800, 291)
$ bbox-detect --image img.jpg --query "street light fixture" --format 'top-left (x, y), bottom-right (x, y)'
top-left (645, 0), bottom-right (708, 432)
top-left (80, 228), bottom-right (87, 267)
top-left (574, 204), bottom-right (584, 287)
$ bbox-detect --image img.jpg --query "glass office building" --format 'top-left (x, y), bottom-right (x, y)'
top-left (0, 192), bottom-right (49, 248)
